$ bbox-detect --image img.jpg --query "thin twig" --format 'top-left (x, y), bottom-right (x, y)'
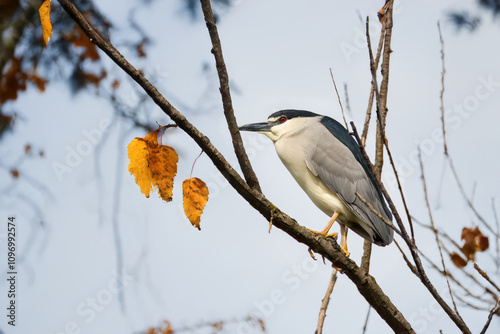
top-left (448, 159), bottom-right (495, 234)
top-left (362, 17), bottom-right (385, 147)
top-left (315, 268), bottom-right (338, 334)
top-left (329, 68), bottom-right (348, 130)
top-left (394, 239), bottom-right (418, 275)
top-left (343, 83), bottom-right (351, 115)
top-left (361, 306), bottom-right (372, 334)
top-left (438, 22), bottom-right (448, 156)
top-left (479, 301), bottom-right (500, 334)
top-left (418, 148), bottom-right (461, 318)
top-left (355, 192), bottom-right (401, 236)
top-left (199, 0), bottom-right (261, 192)
top-left (474, 262), bottom-right (500, 293)
top-left (419, 249), bottom-right (493, 304)
top-left (492, 198), bottom-right (500, 272)
top-left (436, 21), bottom-right (495, 236)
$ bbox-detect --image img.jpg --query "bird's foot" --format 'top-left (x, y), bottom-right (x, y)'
top-left (307, 228), bottom-right (338, 239)
top-left (340, 246), bottom-right (350, 258)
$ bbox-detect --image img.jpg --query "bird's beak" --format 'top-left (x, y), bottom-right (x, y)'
top-left (239, 122), bottom-right (272, 132)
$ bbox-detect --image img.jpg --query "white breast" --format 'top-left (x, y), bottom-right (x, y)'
top-left (271, 118), bottom-right (357, 222)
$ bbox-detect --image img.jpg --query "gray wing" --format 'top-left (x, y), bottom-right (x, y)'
top-left (305, 126), bottom-right (393, 246)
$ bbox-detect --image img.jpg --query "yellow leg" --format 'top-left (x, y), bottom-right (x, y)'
top-left (308, 211), bottom-right (340, 238)
top-left (339, 224), bottom-right (350, 257)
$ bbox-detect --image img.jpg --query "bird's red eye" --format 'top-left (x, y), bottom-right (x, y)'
top-left (279, 116), bottom-right (287, 123)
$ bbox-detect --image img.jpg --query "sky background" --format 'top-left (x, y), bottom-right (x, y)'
top-left (1, 0), bottom-right (500, 333)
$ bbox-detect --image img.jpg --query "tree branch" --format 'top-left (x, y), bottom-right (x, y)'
top-left (199, 0), bottom-right (261, 192)
top-left (315, 268), bottom-right (338, 334)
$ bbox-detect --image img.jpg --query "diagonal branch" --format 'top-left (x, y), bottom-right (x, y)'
top-left (199, 0), bottom-right (261, 192)
top-left (418, 148), bottom-right (462, 319)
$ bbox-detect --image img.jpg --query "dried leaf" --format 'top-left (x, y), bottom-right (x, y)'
top-left (0, 57), bottom-right (27, 103)
top-left (64, 24), bottom-right (100, 61)
top-left (478, 234), bottom-right (489, 252)
top-left (127, 127), bottom-right (178, 202)
top-left (39, 0), bottom-right (52, 46)
top-left (28, 72), bottom-right (47, 92)
top-left (10, 169), bottom-right (19, 179)
top-left (450, 252), bottom-right (468, 268)
top-left (161, 321), bottom-right (174, 334)
top-left (81, 69), bottom-right (107, 87)
top-left (461, 226), bottom-right (489, 261)
top-left (128, 138), bottom-right (153, 198)
top-left (111, 79), bottom-right (120, 90)
top-left (137, 38), bottom-right (147, 58)
top-left (148, 143), bottom-right (178, 202)
top-left (377, 1), bottom-right (390, 22)
top-left (183, 177), bottom-right (209, 230)
top-left (25, 144), bottom-right (32, 154)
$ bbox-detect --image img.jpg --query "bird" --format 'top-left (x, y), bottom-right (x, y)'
top-left (239, 109), bottom-right (394, 255)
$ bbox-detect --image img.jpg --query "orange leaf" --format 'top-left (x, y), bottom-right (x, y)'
top-left (64, 24), bottom-right (100, 61)
top-left (25, 144), bottom-right (32, 154)
top-left (377, 2), bottom-right (390, 22)
top-left (161, 321), bottom-right (173, 334)
top-left (148, 142), bottom-right (178, 202)
top-left (478, 234), bottom-right (489, 252)
top-left (450, 252), bottom-right (468, 268)
top-left (39, 0), bottom-right (52, 46)
top-left (137, 38), bottom-right (147, 58)
top-left (10, 169), bottom-right (19, 179)
top-left (128, 138), bottom-right (153, 198)
top-left (111, 79), bottom-right (120, 90)
top-left (182, 177), bottom-right (209, 230)
top-left (127, 127), bottom-right (178, 201)
top-left (461, 226), bottom-right (489, 260)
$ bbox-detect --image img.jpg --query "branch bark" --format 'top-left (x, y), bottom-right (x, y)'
top-left (199, 0), bottom-right (261, 192)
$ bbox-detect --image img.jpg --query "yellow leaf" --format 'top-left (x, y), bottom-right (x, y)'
top-left (148, 142), bottom-right (178, 202)
top-left (39, 0), bottom-right (52, 46)
top-left (183, 178), bottom-right (209, 230)
top-left (127, 138), bottom-right (153, 198)
top-left (127, 127), bottom-right (178, 202)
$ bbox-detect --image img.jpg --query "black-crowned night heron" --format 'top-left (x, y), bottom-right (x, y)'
top-left (239, 110), bottom-right (393, 255)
